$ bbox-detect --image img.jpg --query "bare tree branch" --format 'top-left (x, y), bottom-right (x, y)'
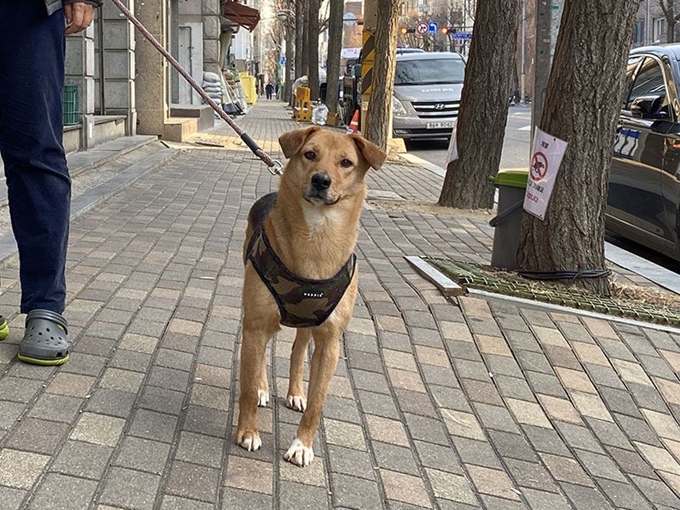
top-left (660, 0), bottom-right (674, 21)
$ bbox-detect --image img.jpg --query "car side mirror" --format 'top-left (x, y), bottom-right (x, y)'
top-left (631, 96), bottom-right (669, 120)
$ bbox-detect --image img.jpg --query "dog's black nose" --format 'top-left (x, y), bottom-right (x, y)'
top-left (311, 173), bottom-right (331, 190)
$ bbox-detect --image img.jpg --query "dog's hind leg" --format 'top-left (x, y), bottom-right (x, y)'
top-left (286, 328), bottom-right (311, 412)
top-left (285, 333), bottom-right (341, 467)
top-left (236, 326), bottom-right (273, 452)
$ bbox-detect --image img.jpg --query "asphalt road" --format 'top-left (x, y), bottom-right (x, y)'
top-left (403, 104), bottom-right (533, 171)
top-left (402, 104), bottom-right (680, 274)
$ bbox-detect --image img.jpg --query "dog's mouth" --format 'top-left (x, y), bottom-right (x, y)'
top-left (305, 189), bottom-right (340, 206)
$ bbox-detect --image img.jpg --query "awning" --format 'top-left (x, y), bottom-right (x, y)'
top-left (222, 1), bottom-right (260, 32)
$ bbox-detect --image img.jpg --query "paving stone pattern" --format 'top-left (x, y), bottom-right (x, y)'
top-left (0, 103), bottom-right (678, 509)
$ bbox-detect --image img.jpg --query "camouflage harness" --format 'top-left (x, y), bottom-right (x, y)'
top-left (245, 194), bottom-right (356, 328)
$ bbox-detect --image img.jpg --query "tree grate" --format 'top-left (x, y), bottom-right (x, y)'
top-left (424, 257), bottom-right (680, 328)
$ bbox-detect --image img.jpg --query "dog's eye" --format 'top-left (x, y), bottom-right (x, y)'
top-left (304, 151), bottom-right (316, 160)
top-left (340, 159), bottom-right (354, 168)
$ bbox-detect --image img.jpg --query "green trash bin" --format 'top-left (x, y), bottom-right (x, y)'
top-left (489, 169), bottom-right (528, 270)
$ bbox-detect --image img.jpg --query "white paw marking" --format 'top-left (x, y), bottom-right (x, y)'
top-left (286, 395), bottom-right (307, 412)
top-left (239, 434), bottom-right (262, 452)
top-left (258, 389), bottom-right (270, 407)
top-left (284, 438), bottom-right (314, 467)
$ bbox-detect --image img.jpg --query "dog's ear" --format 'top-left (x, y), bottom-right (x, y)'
top-left (279, 126), bottom-right (321, 159)
top-left (349, 134), bottom-right (387, 170)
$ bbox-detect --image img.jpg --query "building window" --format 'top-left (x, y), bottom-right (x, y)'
top-left (654, 17), bottom-right (666, 43)
top-left (634, 20), bottom-right (645, 44)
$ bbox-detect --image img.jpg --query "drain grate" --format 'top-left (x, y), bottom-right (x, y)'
top-left (424, 258), bottom-right (680, 327)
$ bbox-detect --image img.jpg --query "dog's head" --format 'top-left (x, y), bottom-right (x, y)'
top-left (278, 126), bottom-right (386, 207)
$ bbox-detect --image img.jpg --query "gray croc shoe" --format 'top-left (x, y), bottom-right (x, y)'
top-left (18, 309), bottom-right (69, 366)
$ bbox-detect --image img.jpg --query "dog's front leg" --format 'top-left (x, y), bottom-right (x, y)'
top-left (287, 328), bottom-right (312, 412)
top-left (258, 351), bottom-right (270, 407)
top-left (284, 333), bottom-right (340, 467)
top-left (236, 327), bottom-right (270, 452)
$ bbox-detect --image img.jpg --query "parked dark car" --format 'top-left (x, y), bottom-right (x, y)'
top-left (608, 44), bottom-right (680, 261)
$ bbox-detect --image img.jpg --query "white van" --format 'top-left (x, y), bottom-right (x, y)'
top-left (392, 52), bottom-right (466, 142)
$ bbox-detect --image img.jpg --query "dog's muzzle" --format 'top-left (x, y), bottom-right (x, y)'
top-left (306, 172), bottom-right (334, 204)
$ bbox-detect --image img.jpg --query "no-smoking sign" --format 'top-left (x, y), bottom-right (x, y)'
top-left (524, 129), bottom-right (568, 221)
top-left (530, 151), bottom-right (548, 181)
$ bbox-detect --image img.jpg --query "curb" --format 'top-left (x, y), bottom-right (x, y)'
top-left (402, 152), bottom-right (680, 297)
top-left (407, 254), bottom-right (680, 335)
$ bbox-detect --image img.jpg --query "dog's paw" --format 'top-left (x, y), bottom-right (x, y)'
top-left (286, 394), bottom-right (307, 412)
top-left (258, 389), bottom-right (270, 407)
top-left (284, 438), bottom-right (314, 467)
top-left (235, 429), bottom-right (262, 452)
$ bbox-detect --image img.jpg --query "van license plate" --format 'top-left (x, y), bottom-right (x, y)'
top-left (426, 121), bottom-right (455, 129)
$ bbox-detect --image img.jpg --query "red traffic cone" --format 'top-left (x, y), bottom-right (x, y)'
top-left (346, 109), bottom-right (360, 134)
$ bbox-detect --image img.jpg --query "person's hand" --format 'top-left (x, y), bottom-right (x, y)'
top-left (64, 3), bottom-right (96, 35)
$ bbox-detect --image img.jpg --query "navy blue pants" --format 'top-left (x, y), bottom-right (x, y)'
top-left (0, 0), bottom-right (71, 314)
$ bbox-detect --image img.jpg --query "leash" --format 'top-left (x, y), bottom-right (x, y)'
top-left (109, 0), bottom-right (283, 175)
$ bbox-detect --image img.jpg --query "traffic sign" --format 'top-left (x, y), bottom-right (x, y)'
top-left (452, 32), bottom-right (472, 40)
top-left (428, 21), bottom-right (438, 34)
top-left (415, 22), bottom-right (428, 35)
top-left (279, 56), bottom-right (286, 65)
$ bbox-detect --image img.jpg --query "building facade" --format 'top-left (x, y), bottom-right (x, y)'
top-left (633, 1), bottom-right (679, 47)
top-left (62, 0), bottom-right (260, 153)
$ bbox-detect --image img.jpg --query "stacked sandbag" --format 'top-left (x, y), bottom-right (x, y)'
top-left (223, 70), bottom-right (247, 115)
top-left (202, 72), bottom-right (224, 118)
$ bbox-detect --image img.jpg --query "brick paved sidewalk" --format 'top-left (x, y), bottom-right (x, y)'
top-left (0, 102), bottom-right (679, 509)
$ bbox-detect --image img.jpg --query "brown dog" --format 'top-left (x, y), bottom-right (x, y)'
top-left (235, 126), bottom-right (386, 466)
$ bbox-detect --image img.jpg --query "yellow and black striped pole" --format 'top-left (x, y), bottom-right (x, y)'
top-left (360, 0), bottom-right (377, 130)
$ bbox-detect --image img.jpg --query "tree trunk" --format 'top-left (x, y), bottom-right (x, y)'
top-left (285, 21), bottom-right (294, 103)
top-left (516, 0), bottom-right (639, 296)
top-left (300, 0), bottom-right (310, 79)
top-left (292, 0), bottom-right (304, 106)
top-left (668, 19), bottom-right (677, 43)
top-left (660, 0), bottom-right (677, 43)
top-left (438, 0), bottom-right (521, 209)
top-left (308, 0), bottom-right (321, 101)
top-left (325, 0), bottom-right (344, 114)
top-left (364, 0), bottom-right (401, 149)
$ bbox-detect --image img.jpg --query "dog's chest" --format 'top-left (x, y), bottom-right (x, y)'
top-left (302, 206), bottom-right (344, 233)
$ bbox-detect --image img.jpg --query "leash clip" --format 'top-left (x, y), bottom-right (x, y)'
top-left (268, 160), bottom-right (284, 176)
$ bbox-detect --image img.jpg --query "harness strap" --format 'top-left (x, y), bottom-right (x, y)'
top-left (247, 229), bottom-right (356, 328)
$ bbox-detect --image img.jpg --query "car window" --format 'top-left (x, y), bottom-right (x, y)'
top-left (626, 57), bottom-right (669, 112)
top-left (395, 59), bottom-right (465, 85)
top-left (621, 55), bottom-right (642, 109)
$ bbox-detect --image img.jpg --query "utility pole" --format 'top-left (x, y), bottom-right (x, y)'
top-left (646, 0), bottom-right (651, 45)
top-left (360, 0), bottom-right (377, 129)
top-left (520, 0), bottom-right (526, 103)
